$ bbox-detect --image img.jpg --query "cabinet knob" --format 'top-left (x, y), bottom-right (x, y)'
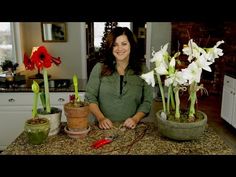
top-left (226, 80), bottom-right (229, 83)
top-left (58, 98), bottom-right (65, 102)
top-left (8, 98), bottom-right (15, 102)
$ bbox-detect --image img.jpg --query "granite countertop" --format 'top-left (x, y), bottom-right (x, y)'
top-left (1, 121), bottom-right (233, 155)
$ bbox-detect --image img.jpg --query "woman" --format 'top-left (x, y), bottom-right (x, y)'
top-left (85, 27), bottom-right (153, 129)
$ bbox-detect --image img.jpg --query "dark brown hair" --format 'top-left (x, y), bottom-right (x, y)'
top-left (100, 27), bottom-right (143, 76)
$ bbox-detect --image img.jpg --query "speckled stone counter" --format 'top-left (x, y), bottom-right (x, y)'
top-left (1, 122), bottom-right (233, 155)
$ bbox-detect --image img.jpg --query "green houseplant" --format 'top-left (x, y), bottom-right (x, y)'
top-left (141, 39), bottom-right (224, 140)
top-left (0, 60), bottom-right (19, 86)
top-left (24, 46), bottom-right (62, 136)
top-left (24, 80), bottom-right (50, 145)
top-left (64, 74), bottom-right (90, 139)
top-left (0, 60), bottom-right (19, 72)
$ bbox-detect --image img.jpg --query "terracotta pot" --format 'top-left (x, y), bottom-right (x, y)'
top-left (156, 110), bottom-right (207, 141)
top-left (24, 117), bottom-right (50, 145)
top-left (64, 102), bottom-right (90, 131)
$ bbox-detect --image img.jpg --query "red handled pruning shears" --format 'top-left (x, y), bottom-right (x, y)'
top-left (91, 134), bottom-right (118, 149)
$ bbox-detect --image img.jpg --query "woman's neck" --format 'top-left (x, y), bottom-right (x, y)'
top-left (116, 61), bottom-right (128, 75)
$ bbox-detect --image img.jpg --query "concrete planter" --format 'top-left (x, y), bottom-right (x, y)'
top-left (156, 110), bottom-right (207, 141)
top-left (37, 107), bottom-right (62, 136)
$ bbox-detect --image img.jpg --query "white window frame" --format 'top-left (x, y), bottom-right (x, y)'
top-left (11, 22), bottom-right (23, 63)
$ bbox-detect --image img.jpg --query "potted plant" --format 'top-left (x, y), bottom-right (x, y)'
top-left (0, 60), bottom-right (19, 87)
top-left (64, 74), bottom-right (90, 139)
top-left (141, 39), bottom-right (224, 140)
top-left (0, 59), bottom-right (19, 73)
top-left (24, 46), bottom-right (62, 136)
top-left (24, 80), bottom-right (50, 145)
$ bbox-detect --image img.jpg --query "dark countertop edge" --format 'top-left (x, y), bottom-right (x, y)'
top-left (0, 89), bottom-right (86, 92)
top-left (225, 72), bottom-right (236, 79)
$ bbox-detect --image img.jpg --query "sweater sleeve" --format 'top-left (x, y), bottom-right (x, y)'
top-left (136, 65), bottom-right (154, 114)
top-left (85, 63), bottom-right (102, 105)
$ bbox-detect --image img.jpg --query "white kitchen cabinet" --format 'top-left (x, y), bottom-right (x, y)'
top-left (221, 75), bottom-right (236, 128)
top-left (0, 92), bottom-right (85, 150)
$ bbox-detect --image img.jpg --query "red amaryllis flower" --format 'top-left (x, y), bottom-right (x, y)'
top-left (23, 53), bottom-right (35, 70)
top-left (51, 56), bottom-right (61, 66)
top-left (31, 46), bottom-right (52, 69)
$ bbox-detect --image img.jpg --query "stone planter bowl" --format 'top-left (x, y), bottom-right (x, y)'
top-left (156, 110), bottom-right (207, 141)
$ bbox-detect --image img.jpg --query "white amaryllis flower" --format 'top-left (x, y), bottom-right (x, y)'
top-left (195, 54), bottom-right (213, 72)
top-left (182, 39), bottom-right (205, 62)
top-left (154, 62), bottom-right (168, 75)
top-left (204, 40), bottom-right (225, 63)
top-left (169, 57), bottom-right (176, 68)
top-left (150, 43), bottom-right (169, 69)
top-left (182, 62), bottom-right (202, 84)
top-left (150, 43), bottom-right (169, 62)
top-left (165, 71), bottom-right (187, 87)
top-left (168, 57), bottom-right (176, 75)
top-left (140, 38), bottom-right (224, 119)
top-left (140, 70), bottom-right (155, 87)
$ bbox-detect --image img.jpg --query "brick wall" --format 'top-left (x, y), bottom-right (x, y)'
top-left (171, 22), bottom-right (236, 95)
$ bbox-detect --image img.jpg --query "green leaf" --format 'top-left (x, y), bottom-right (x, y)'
top-left (73, 74), bottom-right (80, 102)
top-left (32, 80), bottom-right (39, 118)
top-left (40, 92), bottom-right (46, 111)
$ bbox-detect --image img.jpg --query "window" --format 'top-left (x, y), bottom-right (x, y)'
top-left (0, 22), bottom-right (22, 65)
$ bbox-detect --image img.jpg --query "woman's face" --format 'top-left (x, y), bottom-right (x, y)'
top-left (112, 34), bottom-right (131, 62)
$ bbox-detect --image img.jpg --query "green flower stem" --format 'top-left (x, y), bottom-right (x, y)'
top-left (43, 68), bottom-right (51, 113)
top-left (157, 74), bottom-right (166, 113)
top-left (174, 88), bottom-right (180, 119)
top-left (167, 86), bottom-right (172, 114)
top-left (170, 86), bottom-right (175, 110)
top-left (32, 92), bottom-right (38, 118)
top-left (189, 82), bottom-right (197, 118)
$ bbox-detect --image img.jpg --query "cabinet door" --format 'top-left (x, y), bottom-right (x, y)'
top-left (0, 93), bottom-right (33, 106)
top-left (221, 87), bottom-right (234, 125)
top-left (0, 106), bottom-right (31, 150)
top-left (231, 94), bottom-right (236, 128)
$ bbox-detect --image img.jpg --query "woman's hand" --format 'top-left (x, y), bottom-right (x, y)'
top-left (123, 117), bottom-right (138, 129)
top-left (98, 118), bottom-right (113, 129)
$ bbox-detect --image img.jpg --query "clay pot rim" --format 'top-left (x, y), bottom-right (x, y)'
top-left (64, 125), bottom-right (91, 135)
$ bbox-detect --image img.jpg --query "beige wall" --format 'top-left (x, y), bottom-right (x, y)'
top-left (19, 22), bottom-right (171, 80)
top-left (20, 22), bottom-right (87, 80)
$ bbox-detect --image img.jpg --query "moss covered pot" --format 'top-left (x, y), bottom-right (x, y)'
top-left (24, 117), bottom-right (50, 145)
top-left (156, 110), bottom-right (207, 141)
